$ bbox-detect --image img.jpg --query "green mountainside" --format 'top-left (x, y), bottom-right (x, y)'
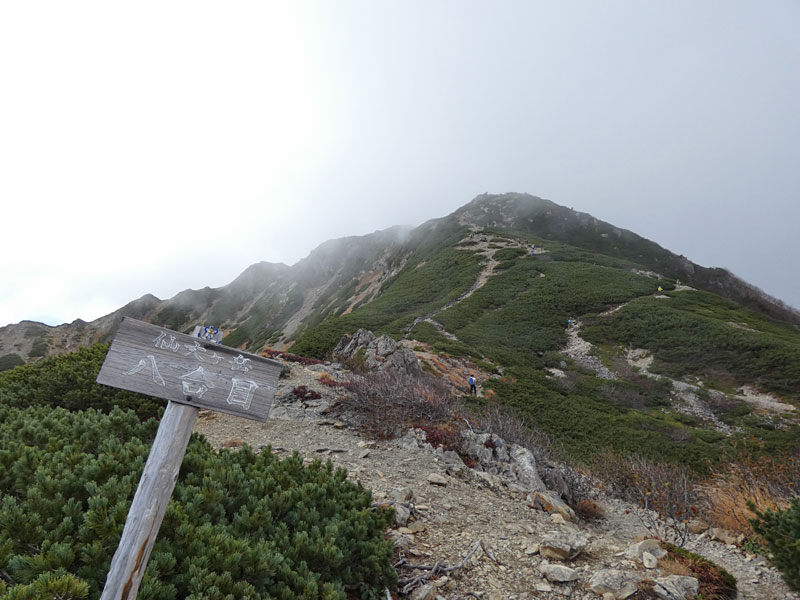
top-left (2, 193), bottom-right (798, 470)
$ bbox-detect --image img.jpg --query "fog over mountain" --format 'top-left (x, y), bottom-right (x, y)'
top-left (1, 2), bottom-right (798, 326)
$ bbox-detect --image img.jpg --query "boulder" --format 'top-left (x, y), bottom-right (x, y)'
top-left (587, 569), bottom-right (643, 599)
top-left (653, 575), bottom-right (699, 600)
top-left (539, 531), bottom-right (590, 561)
top-left (459, 431), bottom-right (495, 465)
top-left (394, 504), bottom-right (411, 527)
top-left (426, 473), bottom-right (448, 486)
top-left (441, 449), bottom-right (468, 477)
top-left (528, 490), bottom-right (577, 522)
top-left (540, 563), bottom-right (580, 582)
top-left (509, 446), bottom-right (546, 492)
top-left (398, 430), bottom-right (421, 450)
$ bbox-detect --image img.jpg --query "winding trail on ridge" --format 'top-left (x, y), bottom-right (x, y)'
top-left (405, 234), bottom-right (527, 340)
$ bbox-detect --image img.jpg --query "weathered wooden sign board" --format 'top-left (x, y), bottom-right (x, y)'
top-left (98, 317), bottom-right (282, 421)
top-left (96, 318), bottom-right (283, 600)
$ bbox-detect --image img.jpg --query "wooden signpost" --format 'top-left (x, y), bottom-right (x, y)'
top-left (96, 317), bottom-right (283, 600)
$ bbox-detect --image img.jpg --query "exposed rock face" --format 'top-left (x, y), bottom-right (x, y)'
top-left (459, 430), bottom-right (547, 493)
top-left (333, 329), bottom-right (422, 375)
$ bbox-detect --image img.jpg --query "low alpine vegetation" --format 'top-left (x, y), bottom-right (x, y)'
top-left (0, 405), bottom-right (396, 599)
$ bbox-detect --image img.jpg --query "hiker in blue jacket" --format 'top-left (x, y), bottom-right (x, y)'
top-left (468, 374), bottom-right (477, 395)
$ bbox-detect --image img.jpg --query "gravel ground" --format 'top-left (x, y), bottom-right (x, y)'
top-left (193, 362), bottom-right (798, 600)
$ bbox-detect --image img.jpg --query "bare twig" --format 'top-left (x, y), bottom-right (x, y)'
top-left (395, 540), bottom-right (499, 594)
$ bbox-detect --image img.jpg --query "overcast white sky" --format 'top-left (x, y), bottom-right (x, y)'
top-left (1, 1), bottom-right (798, 327)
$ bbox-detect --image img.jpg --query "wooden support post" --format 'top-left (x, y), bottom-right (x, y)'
top-left (99, 401), bottom-right (198, 600)
top-left (95, 318), bottom-right (281, 600)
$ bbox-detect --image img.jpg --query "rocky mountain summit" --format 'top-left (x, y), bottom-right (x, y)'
top-left (194, 351), bottom-right (797, 600)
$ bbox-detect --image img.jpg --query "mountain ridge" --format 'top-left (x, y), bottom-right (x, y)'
top-left (1, 192), bottom-right (797, 365)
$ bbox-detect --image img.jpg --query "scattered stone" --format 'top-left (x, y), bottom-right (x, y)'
top-left (474, 470), bottom-right (504, 489)
top-left (624, 539), bottom-right (667, 562)
top-left (709, 527), bottom-right (739, 546)
top-left (534, 582), bottom-right (553, 593)
top-left (643, 551), bottom-right (658, 569)
top-left (427, 473), bottom-right (448, 486)
top-left (394, 504), bottom-right (411, 527)
top-left (540, 531), bottom-right (590, 561)
top-left (524, 544), bottom-right (540, 555)
top-left (653, 575), bottom-right (699, 600)
top-left (540, 563), bottom-right (580, 582)
top-left (441, 449), bottom-right (469, 476)
top-left (394, 488), bottom-right (414, 502)
top-left (587, 569), bottom-right (643, 600)
top-left (409, 583), bottom-right (436, 600)
top-left (399, 431), bottom-right (421, 450)
top-left (407, 520), bottom-right (426, 533)
top-left (550, 513), bottom-right (566, 525)
top-left (687, 519), bottom-right (708, 534)
top-left (358, 449), bottom-right (371, 459)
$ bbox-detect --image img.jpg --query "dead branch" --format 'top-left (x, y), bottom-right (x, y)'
top-left (395, 540), bottom-right (499, 594)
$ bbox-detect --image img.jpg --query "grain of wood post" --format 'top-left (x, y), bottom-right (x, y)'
top-left (99, 401), bottom-right (198, 600)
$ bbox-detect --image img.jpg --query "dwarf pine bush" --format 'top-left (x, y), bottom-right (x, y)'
top-left (0, 405), bottom-right (396, 599)
top-left (749, 499), bottom-right (800, 592)
top-left (0, 344), bottom-right (162, 420)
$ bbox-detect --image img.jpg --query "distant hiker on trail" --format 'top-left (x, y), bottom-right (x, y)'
top-left (468, 374), bottom-right (477, 395)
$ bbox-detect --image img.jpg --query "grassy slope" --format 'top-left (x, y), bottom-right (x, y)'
top-left (292, 221), bottom-right (800, 471)
top-left (291, 220), bottom-right (482, 357)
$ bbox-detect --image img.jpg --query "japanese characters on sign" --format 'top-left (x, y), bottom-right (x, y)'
top-left (97, 318), bottom-right (282, 422)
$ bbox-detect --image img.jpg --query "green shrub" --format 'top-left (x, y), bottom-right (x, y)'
top-left (28, 339), bottom-right (49, 358)
top-left (0, 353), bottom-right (24, 372)
top-left (292, 246), bottom-right (481, 358)
top-left (749, 499), bottom-right (800, 591)
top-left (583, 291), bottom-right (800, 402)
top-left (0, 344), bottom-right (161, 421)
top-left (0, 405), bottom-right (396, 599)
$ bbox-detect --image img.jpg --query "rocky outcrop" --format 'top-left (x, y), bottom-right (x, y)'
top-left (458, 430), bottom-right (547, 493)
top-left (333, 329), bottom-right (422, 375)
